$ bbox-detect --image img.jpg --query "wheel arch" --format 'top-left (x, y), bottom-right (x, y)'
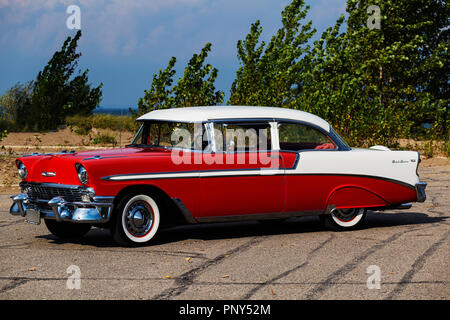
top-left (326, 185), bottom-right (389, 210)
top-left (113, 184), bottom-right (189, 225)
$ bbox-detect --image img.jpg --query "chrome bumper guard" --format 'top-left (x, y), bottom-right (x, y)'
top-left (415, 182), bottom-right (427, 203)
top-left (10, 193), bottom-right (114, 224)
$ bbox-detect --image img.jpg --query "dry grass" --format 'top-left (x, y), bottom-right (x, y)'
top-left (1, 127), bottom-right (135, 148)
top-left (397, 139), bottom-right (449, 159)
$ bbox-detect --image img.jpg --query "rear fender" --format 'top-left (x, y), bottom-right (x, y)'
top-left (326, 186), bottom-right (389, 210)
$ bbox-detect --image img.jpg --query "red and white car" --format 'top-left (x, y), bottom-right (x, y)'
top-left (10, 106), bottom-right (427, 245)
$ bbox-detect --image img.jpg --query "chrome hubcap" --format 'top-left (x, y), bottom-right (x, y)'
top-left (333, 208), bottom-right (359, 222)
top-left (125, 201), bottom-right (153, 237)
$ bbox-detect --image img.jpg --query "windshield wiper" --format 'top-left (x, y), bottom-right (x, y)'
top-left (125, 143), bottom-right (147, 148)
top-left (126, 143), bottom-right (169, 149)
top-left (147, 144), bottom-right (169, 149)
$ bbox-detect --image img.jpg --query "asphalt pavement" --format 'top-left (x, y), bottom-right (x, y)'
top-left (0, 164), bottom-right (448, 300)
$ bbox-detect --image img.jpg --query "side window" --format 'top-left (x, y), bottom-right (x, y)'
top-left (169, 122), bottom-right (203, 150)
top-left (141, 121), bottom-right (203, 150)
top-left (278, 123), bottom-right (337, 151)
top-left (210, 122), bottom-right (271, 152)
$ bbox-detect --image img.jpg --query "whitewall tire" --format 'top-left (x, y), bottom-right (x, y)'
top-left (321, 208), bottom-right (366, 231)
top-left (112, 193), bottom-right (161, 246)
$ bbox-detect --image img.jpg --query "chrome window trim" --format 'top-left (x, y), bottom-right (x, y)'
top-left (129, 120), bottom-right (204, 151)
top-left (275, 119), bottom-right (351, 152)
top-left (207, 119), bottom-right (275, 153)
top-left (130, 117), bottom-right (351, 152)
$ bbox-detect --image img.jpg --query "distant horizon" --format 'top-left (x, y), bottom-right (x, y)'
top-left (93, 104), bottom-right (233, 115)
top-left (94, 106), bottom-right (135, 115)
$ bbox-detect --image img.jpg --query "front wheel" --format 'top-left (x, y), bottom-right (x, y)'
top-left (44, 219), bottom-right (91, 239)
top-left (320, 208), bottom-right (366, 231)
top-left (111, 193), bottom-right (161, 246)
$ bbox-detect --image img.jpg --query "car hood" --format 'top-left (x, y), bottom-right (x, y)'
top-left (66, 147), bottom-right (171, 160)
top-left (17, 147), bottom-right (172, 186)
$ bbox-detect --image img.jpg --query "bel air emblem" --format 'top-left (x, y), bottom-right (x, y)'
top-left (42, 171), bottom-right (56, 177)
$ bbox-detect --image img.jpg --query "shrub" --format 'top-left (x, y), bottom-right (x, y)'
top-left (66, 114), bottom-right (138, 133)
top-left (92, 133), bottom-right (117, 146)
top-left (0, 130), bottom-right (7, 142)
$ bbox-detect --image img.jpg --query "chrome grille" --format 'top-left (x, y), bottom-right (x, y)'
top-left (20, 182), bottom-right (83, 203)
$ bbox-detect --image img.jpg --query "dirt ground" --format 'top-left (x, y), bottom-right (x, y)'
top-left (0, 127), bottom-right (135, 148)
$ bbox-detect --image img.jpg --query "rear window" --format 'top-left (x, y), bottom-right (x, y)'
top-left (278, 123), bottom-right (337, 151)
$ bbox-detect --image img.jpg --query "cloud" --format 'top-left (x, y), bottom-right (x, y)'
top-left (0, 0), bottom-right (208, 56)
top-left (0, 0), bottom-right (350, 107)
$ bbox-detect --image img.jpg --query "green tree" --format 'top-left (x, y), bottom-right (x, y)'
top-left (173, 43), bottom-right (224, 107)
top-left (135, 43), bottom-right (224, 117)
top-left (0, 81), bottom-right (33, 123)
top-left (16, 31), bottom-right (102, 131)
top-left (298, 0), bottom-right (449, 146)
top-left (132, 57), bottom-right (177, 117)
top-left (229, 0), bottom-right (315, 108)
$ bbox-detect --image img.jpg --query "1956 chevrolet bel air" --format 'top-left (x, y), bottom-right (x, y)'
top-left (10, 106), bottom-right (427, 245)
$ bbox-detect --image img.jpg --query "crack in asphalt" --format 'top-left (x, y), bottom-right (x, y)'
top-left (0, 276), bottom-right (446, 289)
top-left (385, 229), bottom-right (450, 300)
top-left (0, 166), bottom-right (448, 299)
top-left (241, 234), bottom-right (334, 299)
top-left (192, 280), bottom-right (450, 286)
top-left (303, 224), bottom-right (440, 300)
top-left (1, 275), bottom-right (447, 299)
top-left (0, 243), bottom-right (208, 260)
top-left (0, 220), bottom-right (25, 228)
top-left (0, 230), bottom-right (447, 297)
top-left (151, 237), bottom-right (263, 300)
top-left (0, 278), bottom-right (29, 294)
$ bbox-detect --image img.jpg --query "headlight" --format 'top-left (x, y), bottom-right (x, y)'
top-left (17, 161), bottom-right (28, 179)
top-left (76, 163), bottom-right (88, 184)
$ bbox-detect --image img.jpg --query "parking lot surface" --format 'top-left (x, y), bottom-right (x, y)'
top-left (0, 163), bottom-right (448, 300)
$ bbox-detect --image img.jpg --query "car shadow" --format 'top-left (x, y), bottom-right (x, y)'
top-left (36, 210), bottom-right (448, 248)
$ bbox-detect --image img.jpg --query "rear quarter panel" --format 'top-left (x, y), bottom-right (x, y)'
top-left (284, 149), bottom-right (419, 211)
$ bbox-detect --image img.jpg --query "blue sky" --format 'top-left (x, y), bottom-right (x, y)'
top-left (0, 0), bottom-right (347, 109)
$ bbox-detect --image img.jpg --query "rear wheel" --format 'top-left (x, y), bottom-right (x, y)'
top-left (111, 193), bottom-right (161, 246)
top-left (320, 208), bottom-right (366, 231)
top-left (44, 219), bottom-right (91, 239)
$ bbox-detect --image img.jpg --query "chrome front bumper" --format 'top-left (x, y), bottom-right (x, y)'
top-left (10, 193), bottom-right (114, 224)
top-left (415, 182), bottom-right (427, 203)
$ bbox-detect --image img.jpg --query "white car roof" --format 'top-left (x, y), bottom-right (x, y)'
top-left (137, 106), bottom-right (331, 132)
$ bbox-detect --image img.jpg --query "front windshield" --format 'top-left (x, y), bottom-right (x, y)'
top-left (129, 121), bottom-right (202, 150)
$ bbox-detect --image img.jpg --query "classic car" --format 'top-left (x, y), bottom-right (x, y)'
top-left (10, 106), bottom-right (427, 245)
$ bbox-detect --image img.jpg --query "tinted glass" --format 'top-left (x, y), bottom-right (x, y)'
top-left (278, 123), bottom-right (337, 151)
top-left (130, 121), bottom-right (202, 150)
top-left (212, 122), bottom-right (271, 152)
